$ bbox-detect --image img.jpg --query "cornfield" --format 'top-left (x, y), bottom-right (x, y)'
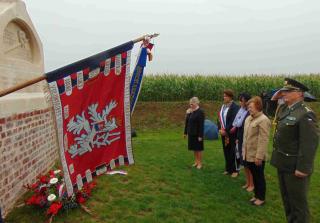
top-left (138, 74), bottom-right (320, 101)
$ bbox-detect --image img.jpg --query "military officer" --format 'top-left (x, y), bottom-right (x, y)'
top-left (270, 78), bottom-right (319, 223)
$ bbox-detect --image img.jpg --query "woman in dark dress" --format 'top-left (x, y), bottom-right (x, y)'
top-left (184, 97), bottom-right (205, 169)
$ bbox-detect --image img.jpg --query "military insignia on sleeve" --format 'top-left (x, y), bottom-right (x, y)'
top-left (286, 116), bottom-right (296, 121)
top-left (307, 118), bottom-right (316, 122)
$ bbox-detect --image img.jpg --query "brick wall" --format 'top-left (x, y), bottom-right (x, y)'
top-left (0, 100), bottom-right (59, 216)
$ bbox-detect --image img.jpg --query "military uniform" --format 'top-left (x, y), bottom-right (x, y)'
top-left (270, 78), bottom-right (319, 223)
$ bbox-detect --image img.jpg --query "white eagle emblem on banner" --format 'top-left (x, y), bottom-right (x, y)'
top-left (67, 100), bottom-right (121, 158)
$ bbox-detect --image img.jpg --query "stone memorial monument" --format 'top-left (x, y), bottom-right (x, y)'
top-left (0, 0), bottom-right (44, 92)
top-left (0, 0), bottom-right (58, 216)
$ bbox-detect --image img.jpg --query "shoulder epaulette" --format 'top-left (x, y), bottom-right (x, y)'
top-left (305, 106), bottom-right (313, 113)
top-left (302, 104), bottom-right (313, 113)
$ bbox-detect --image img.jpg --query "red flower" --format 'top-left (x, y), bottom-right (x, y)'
top-left (39, 175), bottom-right (48, 184)
top-left (31, 182), bottom-right (39, 190)
top-left (26, 194), bottom-right (46, 207)
top-left (49, 170), bottom-right (55, 178)
top-left (26, 195), bottom-right (38, 205)
top-left (77, 195), bottom-right (86, 204)
top-left (47, 202), bottom-right (62, 216)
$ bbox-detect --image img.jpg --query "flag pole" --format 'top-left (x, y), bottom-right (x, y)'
top-left (0, 75), bottom-right (46, 97)
top-left (0, 33), bottom-right (159, 98)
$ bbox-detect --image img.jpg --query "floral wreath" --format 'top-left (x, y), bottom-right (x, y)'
top-left (24, 169), bottom-right (96, 222)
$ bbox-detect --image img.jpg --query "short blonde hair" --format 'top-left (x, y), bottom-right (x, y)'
top-left (190, 97), bottom-right (200, 105)
top-left (247, 96), bottom-right (263, 111)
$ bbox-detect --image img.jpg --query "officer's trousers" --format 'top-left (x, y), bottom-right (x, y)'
top-left (277, 170), bottom-right (310, 223)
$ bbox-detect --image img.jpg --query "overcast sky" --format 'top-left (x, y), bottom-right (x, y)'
top-left (24, 0), bottom-right (320, 75)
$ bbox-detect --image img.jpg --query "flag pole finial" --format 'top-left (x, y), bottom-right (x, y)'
top-left (132, 33), bottom-right (160, 44)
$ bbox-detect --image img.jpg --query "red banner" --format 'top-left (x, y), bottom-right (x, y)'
top-left (46, 42), bottom-right (134, 195)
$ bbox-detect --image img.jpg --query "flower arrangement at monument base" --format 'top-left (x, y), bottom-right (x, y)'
top-left (24, 169), bottom-right (96, 222)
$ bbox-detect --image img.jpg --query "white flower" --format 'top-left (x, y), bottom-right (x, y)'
top-left (54, 170), bottom-right (61, 175)
top-left (49, 178), bottom-right (58, 184)
top-left (47, 194), bottom-right (56, 202)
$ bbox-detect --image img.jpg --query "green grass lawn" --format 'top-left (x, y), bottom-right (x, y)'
top-left (6, 128), bottom-right (320, 223)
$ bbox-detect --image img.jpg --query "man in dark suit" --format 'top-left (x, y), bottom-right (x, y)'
top-left (271, 78), bottom-right (319, 223)
top-left (218, 89), bottom-right (240, 177)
